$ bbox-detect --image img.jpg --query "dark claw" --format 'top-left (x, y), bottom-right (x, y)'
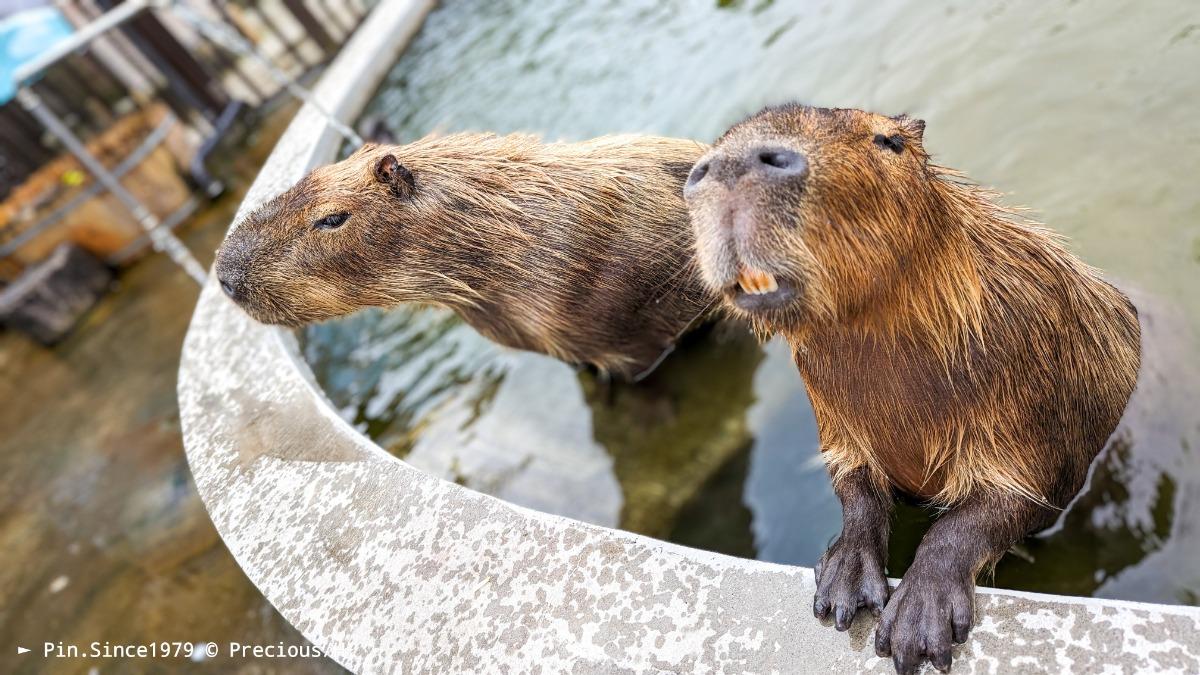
top-left (952, 614), bottom-right (971, 645)
top-left (864, 578), bottom-right (888, 616)
top-left (951, 594), bottom-right (973, 644)
top-left (834, 605), bottom-right (852, 631)
top-left (814, 596), bottom-right (831, 620)
top-left (876, 563), bottom-right (975, 674)
top-left (875, 625), bottom-right (892, 657)
top-left (930, 647), bottom-right (953, 673)
top-left (893, 645), bottom-right (920, 675)
top-left (812, 536), bottom-right (888, 635)
top-left (866, 594), bottom-right (885, 617)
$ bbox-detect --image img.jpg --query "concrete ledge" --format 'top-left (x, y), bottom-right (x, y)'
top-left (178, 0), bottom-right (1200, 671)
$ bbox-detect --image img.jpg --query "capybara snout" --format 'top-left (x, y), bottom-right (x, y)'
top-left (215, 239), bottom-right (248, 302)
top-left (684, 104), bottom-right (930, 327)
top-left (686, 145), bottom-right (809, 190)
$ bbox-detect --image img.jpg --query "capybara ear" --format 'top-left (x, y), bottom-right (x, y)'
top-left (350, 142), bottom-right (379, 158)
top-left (893, 115), bottom-right (926, 142)
top-left (374, 154), bottom-right (415, 198)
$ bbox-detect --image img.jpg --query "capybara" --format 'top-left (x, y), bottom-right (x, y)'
top-left (215, 133), bottom-right (715, 379)
top-left (683, 104), bottom-right (1140, 673)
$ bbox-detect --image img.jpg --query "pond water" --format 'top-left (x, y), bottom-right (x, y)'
top-left (302, 0), bottom-right (1200, 605)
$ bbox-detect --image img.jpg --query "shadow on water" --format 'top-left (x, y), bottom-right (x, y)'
top-left (303, 312), bottom-right (769, 537)
top-left (303, 0), bottom-right (1200, 605)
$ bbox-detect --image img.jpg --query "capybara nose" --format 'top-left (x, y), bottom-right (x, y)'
top-left (214, 248), bottom-right (246, 301)
top-left (696, 146), bottom-right (809, 189)
top-left (685, 159), bottom-right (710, 191)
top-left (219, 277), bottom-right (238, 300)
top-left (746, 146), bottom-right (808, 180)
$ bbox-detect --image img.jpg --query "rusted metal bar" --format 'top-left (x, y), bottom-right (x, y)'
top-left (15, 86), bottom-right (206, 283)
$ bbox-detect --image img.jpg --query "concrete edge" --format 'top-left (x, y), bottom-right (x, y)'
top-left (178, 1), bottom-right (1200, 672)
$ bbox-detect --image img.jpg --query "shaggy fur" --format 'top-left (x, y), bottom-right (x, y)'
top-left (216, 132), bottom-right (715, 378)
top-left (684, 104), bottom-right (1140, 674)
top-left (686, 104), bottom-right (1139, 507)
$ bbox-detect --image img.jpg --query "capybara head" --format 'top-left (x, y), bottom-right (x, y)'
top-left (215, 132), bottom-right (712, 376)
top-left (215, 142), bottom-right (446, 326)
top-left (683, 104), bottom-right (934, 330)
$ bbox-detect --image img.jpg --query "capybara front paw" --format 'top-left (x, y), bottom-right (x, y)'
top-left (812, 536), bottom-right (889, 631)
top-left (874, 566), bottom-right (974, 674)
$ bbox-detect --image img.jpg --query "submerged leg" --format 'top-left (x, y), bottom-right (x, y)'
top-left (813, 465), bottom-right (892, 631)
top-left (875, 491), bottom-right (1057, 674)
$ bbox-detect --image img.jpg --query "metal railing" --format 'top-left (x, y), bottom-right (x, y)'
top-left (0, 0), bottom-right (367, 283)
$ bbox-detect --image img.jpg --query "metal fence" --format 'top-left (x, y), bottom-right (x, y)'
top-left (0, 0), bottom-right (368, 281)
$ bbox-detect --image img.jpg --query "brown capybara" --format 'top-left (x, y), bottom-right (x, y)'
top-left (215, 133), bottom-right (715, 379)
top-left (683, 104), bottom-right (1140, 674)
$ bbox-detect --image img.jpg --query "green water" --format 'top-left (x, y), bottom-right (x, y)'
top-left (303, 0), bottom-right (1200, 605)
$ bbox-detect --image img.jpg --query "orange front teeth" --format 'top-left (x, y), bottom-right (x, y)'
top-left (737, 268), bottom-right (779, 295)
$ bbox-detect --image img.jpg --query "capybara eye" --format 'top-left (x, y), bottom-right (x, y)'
top-left (873, 134), bottom-right (905, 154)
top-left (313, 212), bottom-right (351, 230)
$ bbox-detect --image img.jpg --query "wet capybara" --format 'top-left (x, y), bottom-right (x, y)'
top-left (215, 133), bottom-right (715, 379)
top-left (683, 104), bottom-right (1140, 674)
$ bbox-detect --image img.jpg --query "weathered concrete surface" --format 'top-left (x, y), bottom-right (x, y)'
top-left (179, 0), bottom-right (1200, 672)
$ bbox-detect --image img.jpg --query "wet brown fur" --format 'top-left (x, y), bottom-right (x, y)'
top-left (216, 132), bottom-right (715, 378)
top-left (685, 104), bottom-right (1141, 510)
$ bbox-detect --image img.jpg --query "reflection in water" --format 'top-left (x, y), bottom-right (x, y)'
top-left (303, 307), bottom-right (624, 526)
top-left (581, 323), bottom-right (764, 538)
top-left (305, 0), bottom-right (1200, 605)
top-left (304, 312), bottom-right (767, 535)
top-left (993, 434), bottom-right (1176, 598)
top-left (992, 302), bottom-right (1200, 603)
top-left (304, 306), bottom-right (505, 458)
top-left (670, 438), bottom-right (758, 559)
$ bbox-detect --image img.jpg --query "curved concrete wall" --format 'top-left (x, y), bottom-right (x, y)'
top-left (178, 1), bottom-right (1200, 671)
